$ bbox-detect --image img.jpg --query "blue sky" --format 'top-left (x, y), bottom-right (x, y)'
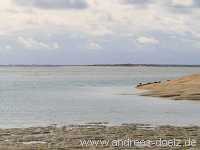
top-left (0, 0), bottom-right (200, 65)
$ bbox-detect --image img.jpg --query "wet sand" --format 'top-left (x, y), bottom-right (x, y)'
top-left (0, 124), bottom-right (199, 150)
top-left (137, 74), bottom-right (200, 100)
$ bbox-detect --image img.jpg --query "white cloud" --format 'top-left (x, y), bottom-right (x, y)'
top-left (0, 0), bottom-right (199, 40)
top-left (5, 45), bottom-right (12, 49)
top-left (52, 42), bottom-right (60, 49)
top-left (87, 42), bottom-right (102, 50)
top-left (0, 0), bottom-right (200, 54)
top-left (17, 36), bottom-right (59, 49)
top-left (18, 36), bottom-right (47, 48)
top-left (14, 0), bottom-right (88, 10)
top-left (136, 36), bottom-right (159, 45)
top-left (172, 0), bottom-right (194, 7)
top-left (0, 44), bottom-right (13, 54)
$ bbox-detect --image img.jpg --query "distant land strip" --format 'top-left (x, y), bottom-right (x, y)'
top-left (0, 64), bottom-right (200, 67)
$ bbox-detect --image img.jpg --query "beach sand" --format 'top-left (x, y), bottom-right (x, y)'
top-left (0, 124), bottom-right (199, 149)
top-left (137, 74), bottom-right (200, 100)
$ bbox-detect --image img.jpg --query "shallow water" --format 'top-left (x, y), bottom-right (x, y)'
top-left (0, 66), bottom-right (200, 128)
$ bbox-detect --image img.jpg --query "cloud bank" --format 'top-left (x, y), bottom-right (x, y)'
top-left (14, 0), bottom-right (88, 9)
top-left (0, 0), bottom-right (200, 64)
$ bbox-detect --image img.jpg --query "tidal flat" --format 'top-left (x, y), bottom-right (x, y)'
top-left (0, 124), bottom-right (199, 150)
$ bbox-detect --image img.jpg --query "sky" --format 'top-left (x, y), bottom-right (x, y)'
top-left (0, 0), bottom-right (200, 65)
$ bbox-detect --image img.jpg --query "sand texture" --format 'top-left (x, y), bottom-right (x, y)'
top-left (137, 74), bottom-right (200, 100)
top-left (0, 124), bottom-right (199, 149)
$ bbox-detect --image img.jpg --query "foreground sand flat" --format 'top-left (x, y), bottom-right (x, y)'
top-left (0, 124), bottom-right (200, 150)
top-left (137, 74), bottom-right (200, 100)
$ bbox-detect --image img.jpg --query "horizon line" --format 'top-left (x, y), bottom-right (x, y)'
top-left (0, 64), bottom-right (200, 67)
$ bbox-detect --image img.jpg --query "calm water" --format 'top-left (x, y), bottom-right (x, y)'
top-left (1, 66), bottom-right (200, 128)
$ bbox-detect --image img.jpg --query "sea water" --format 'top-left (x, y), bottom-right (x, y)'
top-left (0, 66), bottom-right (200, 128)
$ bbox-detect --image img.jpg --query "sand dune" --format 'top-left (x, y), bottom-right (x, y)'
top-left (137, 74), bottom-right (200, 100)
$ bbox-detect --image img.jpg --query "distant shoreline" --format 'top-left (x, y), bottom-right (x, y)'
top-left (1, 64), bottom-right (200, 67)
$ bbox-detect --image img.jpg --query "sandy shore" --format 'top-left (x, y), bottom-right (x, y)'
top-left (0, 124), bottom-right (199, 150)
top-left (136, 74), bottom-right (200, 100)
